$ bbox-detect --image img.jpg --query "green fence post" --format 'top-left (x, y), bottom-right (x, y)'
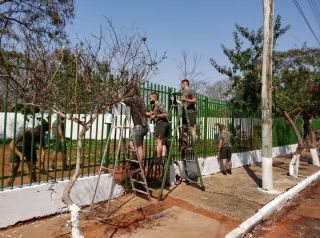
top-left (204, 96), bottom-right (208, 157)
top-left (28, 107), bottom-right (36, 185)
top-left (1, 80), bottom-right (8, 189)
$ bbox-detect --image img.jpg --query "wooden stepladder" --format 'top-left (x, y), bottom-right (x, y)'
top-left (91, 103), bottom-right (150, 219)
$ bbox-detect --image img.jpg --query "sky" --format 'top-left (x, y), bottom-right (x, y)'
top-left (65, 0), bottom-right (320, 88)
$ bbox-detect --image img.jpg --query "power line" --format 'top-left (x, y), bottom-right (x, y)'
top-left (308, 0), bottom-right (320, 30)
top-left (292, 0), bottom-right (320, 46)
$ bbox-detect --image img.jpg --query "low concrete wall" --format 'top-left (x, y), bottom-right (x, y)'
top-left (1, 144), bottom-right (297, 229)
top-left (0, 174), bottom-right (123, 228)
top-left (176, 144), bottom-right (298, 177)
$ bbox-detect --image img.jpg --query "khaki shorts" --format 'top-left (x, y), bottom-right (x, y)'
top-left (132, 125), bottom-right (148, 146)
top-left (182, 111), bottom-right (197, 127)
top-left (155, 121), bottom-right (170, 139)
top-left (220, 147), bottom-right (231, 161)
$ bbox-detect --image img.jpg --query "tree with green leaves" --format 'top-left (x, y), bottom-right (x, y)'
top-left (210, 15), bottom-right (290, 115)
top-left (274, 47), bottom-right (320, 155)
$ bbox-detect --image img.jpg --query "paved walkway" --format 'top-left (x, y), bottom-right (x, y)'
top-left (0, 153), bottom-right (319, 238)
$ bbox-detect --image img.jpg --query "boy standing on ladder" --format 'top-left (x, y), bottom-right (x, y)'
top-left (178, 79), bottom-right (197, 150)
top-left (123, 86), bottom-right (149, 165)
top-left (146, 92), bottom-right (170, 165)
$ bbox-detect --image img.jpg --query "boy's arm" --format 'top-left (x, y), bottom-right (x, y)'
top-left (58, 119), bottom-right (64, 142)
top-left (8, 140), bottom-right (23, 158)
top-left (218, 140), bottom-right (222, 156)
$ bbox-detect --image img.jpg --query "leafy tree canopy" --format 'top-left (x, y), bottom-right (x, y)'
top-left (210, 15), bottom-right (290, 115)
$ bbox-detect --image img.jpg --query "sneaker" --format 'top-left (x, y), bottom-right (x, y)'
top-left (222, 171), bottom-right (227, 175)
top-left (227, 169), bottom-right (232, 174)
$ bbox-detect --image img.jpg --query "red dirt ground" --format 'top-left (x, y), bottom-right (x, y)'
top-left (57, 195), bottom-right (239, 238)
top-left (246, 179), bottom-right (320, 238)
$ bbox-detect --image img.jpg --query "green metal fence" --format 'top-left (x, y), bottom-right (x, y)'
top-left (1, 81), bottom-right (314, 190)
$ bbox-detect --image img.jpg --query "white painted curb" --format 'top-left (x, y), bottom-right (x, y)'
top-left (225, 169), bottom-right (320, 238)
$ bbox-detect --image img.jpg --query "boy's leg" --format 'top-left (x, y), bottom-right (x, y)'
top-left (28, 148), bottom-right (38, 182)
top-left (136, 145), bottom-right (144, 163)
top-left (220, 148), bottom-right (228, 174)
top-left (190, 126), bottom-right (197, 143)
top-left (156, 138), bottom-right (163, 158)
top-left (181, 127), bottom-right (189, 150)
top-left (61, 141), bottom-right (67, 169)
top-left (161, 139), bottom-right (167, 156)
top-left (188, 111), bottom-right (197, 143)
top-left (50, 150), bottom-right (57, 171)
top-left (26, 162), bottom-right (37, 182)
top-left (227, 148), bottom-right (232, 173)
top-left (7, 160), bottom-right (20, 187)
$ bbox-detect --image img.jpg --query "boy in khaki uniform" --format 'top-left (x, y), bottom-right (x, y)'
top-left (146, 92), bottom-right (169, 165)
top-left (217, 123), bottom-right (232, 175)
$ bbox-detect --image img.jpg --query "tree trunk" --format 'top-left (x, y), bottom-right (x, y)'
top-left (282, 110), bottom-right (305, 177)
top-left (62, 114), bottom-right (97, 205)
top-left (282, 110), bottom-right (304, 154)
top-left (62, 125), bottom-right (88, 205)
top-left (302, 113), bottom-right (316, 150)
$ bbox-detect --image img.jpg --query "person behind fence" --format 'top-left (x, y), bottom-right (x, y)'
top-left (123, 85), bottom-right (148, 167)
top-left (50, 115), bottom-right (67, 171)
top-left (217, 123), bottom-right (232, 175)
top-left (146, 92), bottom-right (170, 165)
top-left (316, 129), bottom-right (320, 149)
top-left (7, 120), bottom-right (49, 186)
top-left (178, 79), bottom-right (197, 150)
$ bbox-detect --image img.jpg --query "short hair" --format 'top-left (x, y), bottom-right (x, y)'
top-left (181, 79), bottom-right (190, 86)
top-left (149, 91), bottom-right (158, 99)
top-left (216, 123), bottom-right (225, 130)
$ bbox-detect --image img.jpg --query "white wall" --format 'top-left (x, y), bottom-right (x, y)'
top-left (0, 174), bottom-right (123, 228)
top-left (176, 144), bottom-right (298, 177)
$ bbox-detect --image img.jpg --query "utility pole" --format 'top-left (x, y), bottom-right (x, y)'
top-left (261, 0), bottom-right (274, 191)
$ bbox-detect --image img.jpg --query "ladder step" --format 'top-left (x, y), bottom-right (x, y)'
top-left (184, 169), bottom-right (196, 172)
top-left (148, 187), bottom-right (157, 192)
top-left (182, 159), bottom-right (196, 163)
top-left (113, 126), bottom-right (131, 129)
top-left (132, 188), bottom-right (149, 195)
top-left (126, 159), bottom-right (140, 163)
top-left (131, 179), bottom-right (147, 185)
top-left (128, 168), bottom-right (142, 174)
top-left (185, 177), bottom-right (200, 184)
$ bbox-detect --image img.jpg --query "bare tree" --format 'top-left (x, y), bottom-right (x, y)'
top-left (0, 20), bottom-right (164, 236)
top-left (176, 51), bottom-right (207, 92)
top-left (205, 79), bottom-right (233, 100)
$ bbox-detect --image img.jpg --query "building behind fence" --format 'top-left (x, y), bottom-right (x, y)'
top-left (1, 81), bottom-right (318, 190)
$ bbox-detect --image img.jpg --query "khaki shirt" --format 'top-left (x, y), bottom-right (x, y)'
top-left (219, 131), bottom-right (231, 148)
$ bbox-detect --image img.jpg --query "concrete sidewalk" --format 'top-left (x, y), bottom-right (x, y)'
top-left (0, 153), bottom-right (319, 238)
